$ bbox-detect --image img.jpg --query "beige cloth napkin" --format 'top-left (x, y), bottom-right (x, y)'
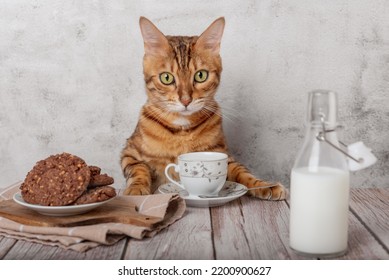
top-left (0, 182), bottom-right (186, 252)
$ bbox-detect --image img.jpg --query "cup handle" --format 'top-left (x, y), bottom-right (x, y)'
top-left (164, 163), bottom-right (185, 189)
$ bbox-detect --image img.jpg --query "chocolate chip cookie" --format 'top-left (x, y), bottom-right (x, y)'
top-left (20, 153), bottom-right (91, 206)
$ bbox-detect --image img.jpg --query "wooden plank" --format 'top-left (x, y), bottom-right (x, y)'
top-left (52, 238), bottom-right (127, 260)
top-left (124, 207), bottom-right (214, 259)
top-left (0, 236), bottom-right (17, 259)
top-left (349, 188), bottom-right (389, 251)
top-left (210, 199), bottom-right (252, 259)
top-left (3, 238), bottom-right (126, 260)
top-left (222, 196), bottom-right (301, 259)
top-left (3, 240), bottom-right (59, 259)
top-left (338, 213), bottom-right (389, 260)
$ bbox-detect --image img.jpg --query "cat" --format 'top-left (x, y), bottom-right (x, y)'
top-left (120, 17), bottom-right (286, 200)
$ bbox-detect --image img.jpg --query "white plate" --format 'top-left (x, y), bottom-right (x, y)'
top-left (157, 181), bottom-right (247, 208)
top-left (13, 192), bottom-right (115, 217)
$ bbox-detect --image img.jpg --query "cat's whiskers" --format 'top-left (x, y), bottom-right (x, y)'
top-left (219, 105), bottom-right (241, 122)
top-left (199, 107), bottom-right (214, 120)
top-left (203, 103), bottom-right (237, 123)
top-left (144, 98), bottom-right (239, 126)
top-left (140, 105), bottom-right (171, 125)
top-left (143, 103), bottom-right (199, 129)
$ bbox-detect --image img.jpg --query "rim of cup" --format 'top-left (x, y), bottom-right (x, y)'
top-left (178, 152), bottom-right (228, 162)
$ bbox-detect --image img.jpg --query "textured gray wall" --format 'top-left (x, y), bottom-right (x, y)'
top-left (1, 0), bottom-right (388, 189)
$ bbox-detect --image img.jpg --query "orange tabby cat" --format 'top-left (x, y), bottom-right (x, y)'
top-left (121, 17), bottom-right (286, 200)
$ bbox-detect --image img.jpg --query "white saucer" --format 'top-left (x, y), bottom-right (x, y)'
top-left (13, 192), bottom-right (115, 217)
top-left (157, 181), bottom-right (247, 208)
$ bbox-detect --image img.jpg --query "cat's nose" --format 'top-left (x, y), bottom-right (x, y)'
top-left (180, 96), bottom-right (192, 107)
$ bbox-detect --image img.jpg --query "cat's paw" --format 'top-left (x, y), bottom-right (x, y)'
top-left (123, 186), bottom-right (151, 196)
top-left (248, 182), bottom-right (287, 200)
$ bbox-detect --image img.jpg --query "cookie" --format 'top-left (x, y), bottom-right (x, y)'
top-left (88, 173), bottom-right (114, 188)
top-left (89, 165), bottom-right (101, 176)
top-left (20, 153), bottom-right (91, 206)
top-left (72, 186), bottom-right (116, 205)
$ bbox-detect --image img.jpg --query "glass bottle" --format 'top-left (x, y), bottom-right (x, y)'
top-left (289, 90), bottom-right (350, 258)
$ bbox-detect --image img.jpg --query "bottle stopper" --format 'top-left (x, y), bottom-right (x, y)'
top-left (347, 141), bottom-right (377, 171)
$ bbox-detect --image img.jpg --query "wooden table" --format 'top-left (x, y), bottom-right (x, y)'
top-left (0, 188), bottom-right (388, 260)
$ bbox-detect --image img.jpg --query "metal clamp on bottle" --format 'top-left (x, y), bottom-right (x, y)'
top-left (316, 115), bottom-right (377, 171)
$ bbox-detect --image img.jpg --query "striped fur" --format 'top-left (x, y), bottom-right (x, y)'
top-left (121, 17), bottom-right (286, 200)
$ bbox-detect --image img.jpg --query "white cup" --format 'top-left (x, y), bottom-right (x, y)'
top-left (164, 152), bottom-right (228, 196)
top-left (347, 141), bottom-right (377, 171)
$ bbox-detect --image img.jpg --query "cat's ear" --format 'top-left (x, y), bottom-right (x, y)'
top-left (196, 17), bottom-right (225, 54)
top-left (139, 17), bottom-right (170, 56)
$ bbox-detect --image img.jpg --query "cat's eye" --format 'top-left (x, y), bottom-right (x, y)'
top-left (159, 72), bottom-right (175, 85)
top-left (194, 70), bottom-right (208, 83)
